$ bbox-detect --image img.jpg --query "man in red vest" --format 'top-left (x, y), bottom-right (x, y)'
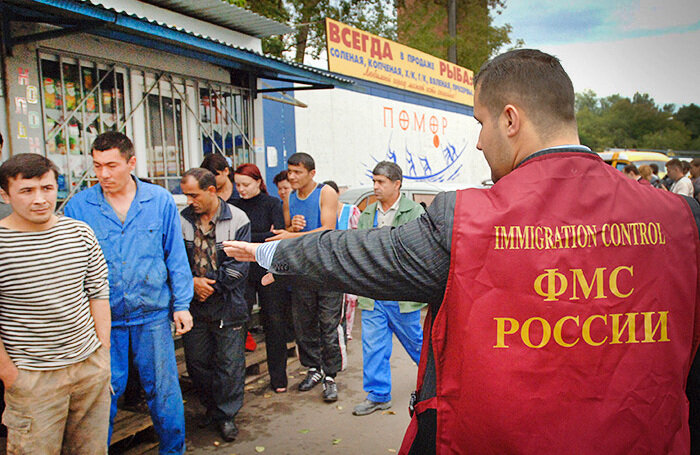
top-left (225, 49), bottom-right (700, 454)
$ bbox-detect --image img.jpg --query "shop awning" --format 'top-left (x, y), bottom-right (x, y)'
top-left (2, 0), bottom-right (353, 90)
top-left (133, 0), bottom-right (294, 38)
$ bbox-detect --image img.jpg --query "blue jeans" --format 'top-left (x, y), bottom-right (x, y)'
top-left (361, 301), bottom-right (422, 403)
top-left (109, 318), bottom-right (185, 455)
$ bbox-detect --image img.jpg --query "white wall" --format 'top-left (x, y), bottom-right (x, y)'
top-left (293, 88), bottom-right (489, 187)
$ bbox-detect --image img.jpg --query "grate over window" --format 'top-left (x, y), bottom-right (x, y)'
top-left (38, 51), bottom-right (253, 201)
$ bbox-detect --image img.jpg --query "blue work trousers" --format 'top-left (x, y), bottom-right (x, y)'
top-left (109, 318), bottom-right (186, 455)
top-left (361, 301), bottom-right (422, 403)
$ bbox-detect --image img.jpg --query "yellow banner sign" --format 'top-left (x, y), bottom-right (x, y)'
top-left (325, 18), bottom-right (474, 106)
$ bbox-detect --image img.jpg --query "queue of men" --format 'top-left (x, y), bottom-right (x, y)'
top-left (0, 131), bottom-right (398, 452)
top-left (0, 47), bottom-right (698, 455)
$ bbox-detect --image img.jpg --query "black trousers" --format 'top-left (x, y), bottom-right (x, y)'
top-left (183, 321), bottom-right (245, 422)
top-left (291, 287), bottom-right (344, 377)
top-left (245, 279), bottom-right (289, 389)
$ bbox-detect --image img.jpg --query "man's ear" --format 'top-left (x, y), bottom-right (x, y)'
top-left (310, 169), bottom-right (316, 179)
top-left (0, 189), bottom-right (9, 204)
top-left (127, 155), bottom-right (137, 171)
top-left (502, 104), bottom-right (521, 138)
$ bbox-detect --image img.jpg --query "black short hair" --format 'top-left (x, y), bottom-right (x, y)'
top-left (273, 170), bottom-right (289, 184)
top-left (475, 49), bottom-right (576, 137)
top-left (623, 164), bottom-right (640, 176)
top-left (200, 153), bottom-right (230, 174)
top-left (0, 153), bottom-right (59, 192)
top-left (650, 163), bottom-right (659, 174)
top-left (288, 152), bottom-right (315, 171)
top-left (91, 131), bottom-right (135, 160)
top-left (182, 168), bottom-right (217, 190)
top-left (323, 180), bottom-right (339, 193)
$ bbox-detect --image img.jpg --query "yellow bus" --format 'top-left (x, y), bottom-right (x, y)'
top-left (597, 149), bottom-right (670, 175)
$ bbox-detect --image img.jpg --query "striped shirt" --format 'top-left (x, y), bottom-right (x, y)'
top-left (0, 216), bottom-right (109, 370)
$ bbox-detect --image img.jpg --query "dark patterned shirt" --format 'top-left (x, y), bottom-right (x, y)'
top-left (192, 205), bottom-right (220, 278)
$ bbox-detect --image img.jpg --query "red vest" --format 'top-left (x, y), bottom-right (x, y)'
top-left (403, 151), bottom-right (700, 454)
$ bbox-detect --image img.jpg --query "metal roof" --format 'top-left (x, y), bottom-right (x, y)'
top-left (5, 0), bottom-right (351, 86)
top-left (135, 0), bottom-right (293, 37)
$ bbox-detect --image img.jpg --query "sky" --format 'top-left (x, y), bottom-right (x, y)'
top-left (492, 0), bottom-right (700, 108)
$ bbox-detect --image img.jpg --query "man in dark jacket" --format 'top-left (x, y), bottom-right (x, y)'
top-left (180, 168), bottom-right (250, 441)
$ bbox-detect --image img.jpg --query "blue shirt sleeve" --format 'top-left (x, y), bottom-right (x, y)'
top-left (161, 195), bottom-right (194, 313)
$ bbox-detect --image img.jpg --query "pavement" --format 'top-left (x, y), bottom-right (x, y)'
top-left (125, 310), bottom-right (422, 454)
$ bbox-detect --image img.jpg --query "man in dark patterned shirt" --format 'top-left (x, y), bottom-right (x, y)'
top-left (180, 168), bottom-right (250, 442)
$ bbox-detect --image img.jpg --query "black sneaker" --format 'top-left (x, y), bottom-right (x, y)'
top-left (322, 377), bottom-right (338, 402)
top-left (298, 368), bottom-right (324, 391)
top-left (219, 419), bottom-right (238, 442)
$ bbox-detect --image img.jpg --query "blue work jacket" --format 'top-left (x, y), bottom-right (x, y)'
top-left (64, 177), bottom-right (194, 327)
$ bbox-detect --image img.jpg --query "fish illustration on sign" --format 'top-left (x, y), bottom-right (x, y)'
top-left (364, 131), bottom-right (466, 183)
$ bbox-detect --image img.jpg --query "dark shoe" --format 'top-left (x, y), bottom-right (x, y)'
top-left (219, 420), bottom-right (238, 442)
top-left (197, 413), bottom-right (214, 428)
top-left (352, 399), bottom-right (392, 416)
top-left (322, 377), bottom-right (338, 402)
top-left (298, 368), bottom-right (324, 392)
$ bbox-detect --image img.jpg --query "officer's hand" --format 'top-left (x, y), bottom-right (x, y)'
top-left (173, 310), bottom-right (193, 335)
top-left (193, 277), bottom-right (216, 301)
top-left (261, 273), bottom-right (276, 286)
top-left (290, 215), bottom-right (306, 232)
top-left (223, 241), bottom-right (260, 262)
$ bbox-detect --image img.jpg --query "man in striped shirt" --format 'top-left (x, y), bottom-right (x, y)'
top-left (0, 153), bottom-right (111, 454)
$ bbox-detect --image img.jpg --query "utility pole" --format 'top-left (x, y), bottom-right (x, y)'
top-left (448, 0), bottom-right (457, 63)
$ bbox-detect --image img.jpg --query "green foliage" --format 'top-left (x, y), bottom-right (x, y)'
top-left (676, 104), bottom-right (700, 139)
top-left (397, 0), bottom-right (522, 72)
top-left (575, 91), bottom-right (698, 152)
top-left (224, 0), bottom-right (247, 7)
top-left (244, 0), bottom-right (396, 62)
top-left (240, 0), bottom-right (518, 67)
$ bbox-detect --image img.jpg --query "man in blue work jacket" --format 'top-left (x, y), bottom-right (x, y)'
top-left (65, 132), bottom-right (194, 455)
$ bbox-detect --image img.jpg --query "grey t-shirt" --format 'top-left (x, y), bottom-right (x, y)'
top-left (0, 202), bottom-right (12, 220)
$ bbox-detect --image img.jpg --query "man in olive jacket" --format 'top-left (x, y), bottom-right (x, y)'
top-left (353, 161), bottom-right (426, 416)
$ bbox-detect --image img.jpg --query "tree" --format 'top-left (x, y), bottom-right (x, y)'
top-left (676, 103), bottom-right (700, 150)
top-left (243, 0), bottom-right (397, 62)
top-left (575, 91), bottom-right (696, 152)
top-left (241, 0), bottom-right (292, 57)
top-left (239, 0), bottom-right (518, 68)
top-left (397, 0), bottom-right (522, 72)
